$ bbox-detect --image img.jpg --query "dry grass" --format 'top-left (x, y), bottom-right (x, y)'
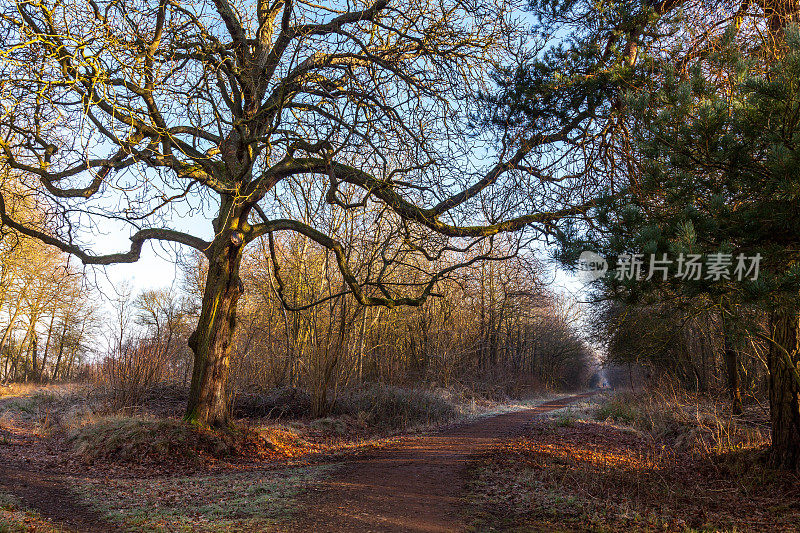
top-left (234, 387), bottom-right (314, 419)
top-left (594, 391), bottom-right (770, 457)
top-left (0, 383), bottom-right (87, 400)
top-left (68, 416), bottom-right (313, 467)
top-left (74, 465), bottom-right (332, 532)
top-left (0, 384), bottom-right (99, 433)
top-left (237, 383), bottom-right (528, 444)
top-left (237, 383), bottom-right (475, 431)
top-left (466, 392), bottom-right (800, 532)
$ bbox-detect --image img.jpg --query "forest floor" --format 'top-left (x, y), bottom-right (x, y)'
top-left (0, 384), bottom-right (575, 532)
top-left (0, 386), bottom-right (798, 532)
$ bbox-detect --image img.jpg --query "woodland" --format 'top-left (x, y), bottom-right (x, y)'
top-left (0, 0), bottom-right (799, 530)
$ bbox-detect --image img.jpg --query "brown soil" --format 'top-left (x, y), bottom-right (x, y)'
top-left (287, 392), bottom-right (596, 533)
top-left (0, 465), bottom-right (114, 532)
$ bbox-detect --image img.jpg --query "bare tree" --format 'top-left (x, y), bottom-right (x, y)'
top-left (0, 0), bottom-right (596, 425)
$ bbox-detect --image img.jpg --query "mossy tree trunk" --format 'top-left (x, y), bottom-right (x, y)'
top-left (185, 202), bottom-right (248, 428)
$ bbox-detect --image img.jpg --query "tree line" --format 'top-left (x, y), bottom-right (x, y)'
top-left (0, 231), bottom-right (95, 384)
top-left (95, 238), bottom-right (592, 415)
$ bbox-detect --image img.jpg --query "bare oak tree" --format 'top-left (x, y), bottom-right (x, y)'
top-left (0, 0), bottom-right (589, 426)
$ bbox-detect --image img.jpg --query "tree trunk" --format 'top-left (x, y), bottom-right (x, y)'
top-left (721, 311), bottom-right (744, 415)
top-left (64, 346), bottom-right (77, 380)
top-left (29, 337), bottom-right (37, 383)
top-left (39, 311), bottom-right (55, 383)
top-left (768, 307), bottom-right (800, 471)
top-left (357, 308), bottom-right (367, 382)
top-left (185, 231), bottom-right (244, 427)
top-left (52, 326), bottom-right (66, 382)
top-left (723, 341), bottom-right (744, 416)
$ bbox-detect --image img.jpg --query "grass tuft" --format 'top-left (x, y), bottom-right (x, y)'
top-left (594, 397), bottom-right (640, 425)
top-left (68, 416), bottom-right (308, 465)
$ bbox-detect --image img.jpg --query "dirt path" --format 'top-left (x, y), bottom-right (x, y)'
top-left (0, 465), bottom-right (114, 533)
top-left (289, 391), bottom-right (596, 533)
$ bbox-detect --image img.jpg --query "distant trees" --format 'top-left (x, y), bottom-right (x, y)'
top-left (0, 231), bottom-right (95, 383)
top-left (87, 239), bottom-right (592, 415)
top-left (134, 288), bottom-right (195, 383)
top-left (185, 237), bottom-right (592, 414)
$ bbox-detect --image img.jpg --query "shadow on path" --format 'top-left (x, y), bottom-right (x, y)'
top-left (0, 465), bottom-right (114, 532)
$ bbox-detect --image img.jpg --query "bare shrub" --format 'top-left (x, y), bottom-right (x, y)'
top-left (330, 384), bottom-right (460, 430)
top-left (90, 287), bottom-right (194, 414)
top-left (233, 387), bottom-right (313, 420)
top-left (94, 340), bottom-right (172, 411)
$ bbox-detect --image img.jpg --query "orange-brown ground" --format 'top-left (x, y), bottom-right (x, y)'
top-left (285, 393), bottom-right (597, 533)
top-left (2, 390), bottom-right (798, 532)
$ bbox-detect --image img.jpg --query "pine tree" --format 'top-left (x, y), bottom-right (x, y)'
top-left (576, 27), bottom-right (800, 470)
top-left (492, 0), bottom-right (800, 469)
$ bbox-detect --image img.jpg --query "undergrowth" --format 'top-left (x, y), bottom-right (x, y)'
top-left (593, 391), bottom-right (769, 457)
top-left (329, 384), bottom-right (460, 430)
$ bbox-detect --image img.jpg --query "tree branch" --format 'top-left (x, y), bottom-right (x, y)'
top-left (0, 193), bottom-right (212, 264)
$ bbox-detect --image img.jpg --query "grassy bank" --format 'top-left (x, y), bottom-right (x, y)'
top-left (465, 391), bottom-right (800, 532)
